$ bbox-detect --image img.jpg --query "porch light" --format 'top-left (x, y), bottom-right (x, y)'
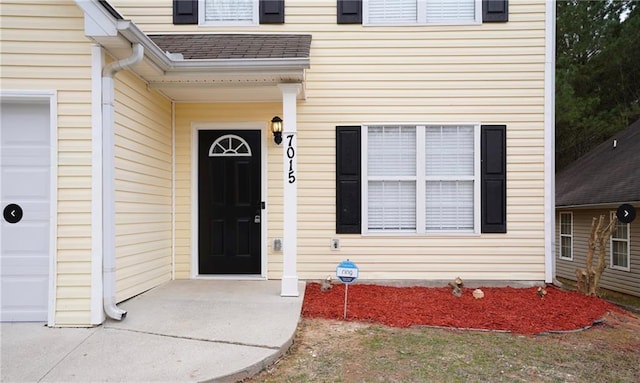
top-left (271, 116), bottom-right (283, 145)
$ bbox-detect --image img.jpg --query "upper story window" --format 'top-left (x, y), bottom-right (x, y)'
top-left (364, 0), bottom-right (480, 25)
top-left (199, 0), bottom-right (259, 26)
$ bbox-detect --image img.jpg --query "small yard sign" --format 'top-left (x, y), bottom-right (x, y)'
top-left (336, 259), bottom-right (359, 284)
top-left (336, 259), bottom-right (359, 319)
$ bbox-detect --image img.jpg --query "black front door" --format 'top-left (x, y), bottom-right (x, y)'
top-left (198, 130), bottom-right (261, 274)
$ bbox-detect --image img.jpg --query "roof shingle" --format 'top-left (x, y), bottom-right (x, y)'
top-left (149, 34), bottom-right (311, 60)
top-left (556, 119), bottom-right (640, 206)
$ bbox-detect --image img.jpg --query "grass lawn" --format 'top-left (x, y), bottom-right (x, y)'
top-left (242, 287), bottom-right (640, 383)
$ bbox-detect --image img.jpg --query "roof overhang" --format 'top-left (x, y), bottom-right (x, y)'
top-left (556, 201), bottom-right (640, 210)
top-left (75, 1), bottom-right (309, 103)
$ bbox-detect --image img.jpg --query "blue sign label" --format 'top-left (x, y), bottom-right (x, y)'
top-left (336, 260), bottom-right (359, 284)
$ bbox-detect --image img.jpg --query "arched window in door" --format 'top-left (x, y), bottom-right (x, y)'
top-left (208, 134), bottom-right (252, 157)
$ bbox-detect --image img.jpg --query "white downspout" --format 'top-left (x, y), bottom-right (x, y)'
top-left (102, 43), bottom-right (144, 320)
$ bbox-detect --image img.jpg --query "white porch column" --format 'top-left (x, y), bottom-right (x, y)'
top-left (279, 83), bottom-right (302, 297)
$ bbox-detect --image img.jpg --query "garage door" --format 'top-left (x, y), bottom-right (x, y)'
top-left (1, 99), bottom-right (52, 322)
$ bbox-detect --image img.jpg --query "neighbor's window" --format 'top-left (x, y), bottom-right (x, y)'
top-left (610, 212), bottom-right (630, 270)
top-left (364, 0), bottom-right (480, 25)
top-left (363, 124), bottom-right (479, 234)
top-left (199, 0), bottom-right (258, 26)
top-left (559, 212), bottom-right (573, 260)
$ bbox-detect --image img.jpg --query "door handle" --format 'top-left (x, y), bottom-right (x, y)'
top-left (254, 215), bottom-right (261, 224)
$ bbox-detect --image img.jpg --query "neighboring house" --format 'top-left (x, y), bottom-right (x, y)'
top-left (556, 119), bottom-right (640, 297)
top-left (0, 0), bottom-right (556, 326)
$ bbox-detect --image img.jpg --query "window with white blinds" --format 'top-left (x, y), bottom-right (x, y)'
top-left (364, 0), bottom-right (479, 25)
top-left (364, 124), bottom-right (479, 233)
top-left (201, 0), bottom-right (257, 25)
top-left (367, 126), bottom-right (417, 230)
top-left (425, 125), bottom-right (474, 231)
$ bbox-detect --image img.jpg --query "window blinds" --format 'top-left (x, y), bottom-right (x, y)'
top-left (368, 0), bottom-right (417, 23)
top-left (367, 0), bottom-right (475, 24)
top-left (368, 126), bottom-right (417, 230)
top-left (205, 0), bottom-right (253, 22)
top-left (426, 0), bottom-right (475, 22)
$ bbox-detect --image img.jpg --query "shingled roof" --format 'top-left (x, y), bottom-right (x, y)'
top-left (556, 119), bottom-right (640, 207)
top-left (149, 34), bottom-right (311, 60)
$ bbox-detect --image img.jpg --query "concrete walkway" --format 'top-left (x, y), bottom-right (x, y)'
top-left (1, 280), bottom-right (305, 382)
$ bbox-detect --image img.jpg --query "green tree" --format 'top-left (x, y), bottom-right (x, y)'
top-left (556, 0), bottom-right (639, 170)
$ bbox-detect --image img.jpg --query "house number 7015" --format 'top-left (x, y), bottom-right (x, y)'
top-left (286, 134), bottom-right (296, 184)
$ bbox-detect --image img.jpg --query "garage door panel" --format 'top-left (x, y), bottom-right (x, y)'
top-left (2, 169), bottom-right (50, 199)
top-left (1, 278), bottom-right (48, 321)
top-left (1, 153), bottom-right (50, 167)
top-left (2, 223), bottom-right (49, 253)
top-left (1, 99), bottom-right (51, 323)
top-left (0, 102), bottom-right (49, 144)
top-left (1, 256), bottom-right (49, 275)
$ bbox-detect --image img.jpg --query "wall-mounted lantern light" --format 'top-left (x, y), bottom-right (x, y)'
top-left (271, 116), bottom-right (283, 145)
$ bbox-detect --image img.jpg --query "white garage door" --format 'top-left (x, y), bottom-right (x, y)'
top-left (1, 99), bottom-right (52, 322)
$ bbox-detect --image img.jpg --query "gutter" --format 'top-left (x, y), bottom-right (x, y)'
top-left (101, 42), bottom-right (144, 320)
top-left (557, 201), bottom-right (640, 210)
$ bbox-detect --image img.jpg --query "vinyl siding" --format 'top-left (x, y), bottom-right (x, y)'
top-left (113, 70), bottom-right (173, 301)
top-left (116, 0), bottom-right (548, 281)
top-left (556, 209), bottom-right (640, 297)
top-left (1, 0), bottom-right (93, 325)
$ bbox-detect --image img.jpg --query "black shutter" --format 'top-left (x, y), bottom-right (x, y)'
top-left (337, 0), bottom-right (362, 24)
top-left (481, 125), bottom-right (507, 233)
top-left (482, 0), bottom-right (508, 22)
top-left (173, 0), bottom-right (198, 24)
top-left (260, 0), bottom-right (285, 24)
top-left (336, 126), bottom-right (361, 234)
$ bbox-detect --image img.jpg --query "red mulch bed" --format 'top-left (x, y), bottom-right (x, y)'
top-left (302, 283), bottom-right (626, 335)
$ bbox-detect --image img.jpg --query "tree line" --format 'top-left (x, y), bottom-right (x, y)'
top-left (556, 0), bottom-right (639, 170)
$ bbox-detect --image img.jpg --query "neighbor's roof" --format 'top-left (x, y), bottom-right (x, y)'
top-left (149, 34), bottom-right (312, 60)
top-left (556, 119), bottom-right (640, 207)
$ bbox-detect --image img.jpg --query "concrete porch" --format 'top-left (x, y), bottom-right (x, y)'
top-left (1, 280), bottom-right (305, 382)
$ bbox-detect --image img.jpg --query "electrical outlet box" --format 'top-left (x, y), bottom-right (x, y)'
top-left (330, 238), bottom-right (340, 251)
top-left (273, 238), bottom-right (282, 252)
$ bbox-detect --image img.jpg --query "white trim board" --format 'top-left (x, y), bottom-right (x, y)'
top-left (544, 0), bottom-right (557, 283)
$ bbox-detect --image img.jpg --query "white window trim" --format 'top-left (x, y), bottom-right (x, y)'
top-left (609, 211), bottom-right (631, 272)
top-left (559, 212), bottom-right (573, 261)
top-left (198, 0), bottom-right (259, 27)
top-left (363, 0), bottom-right (482, 26)
top-left (361, 123), bottom-right (480, 235)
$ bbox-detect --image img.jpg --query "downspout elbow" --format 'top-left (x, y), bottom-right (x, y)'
top-left (102, 43), bottom-right (144, 321)
top-left (103, 43), bottom-right (144, 78)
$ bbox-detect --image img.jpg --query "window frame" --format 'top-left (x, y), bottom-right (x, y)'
top-left (198, 0), bottom-right (259, 27)
top-left (559, 212), bottom-right (573, 261)
top-left (361, 123), bottom-right (480, 235)
top-left (363, 0), bottom-right (482, 26)
top-left (610, 211), bottom-right (631, 271)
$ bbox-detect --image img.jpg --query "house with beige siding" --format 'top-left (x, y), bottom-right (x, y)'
top-left (0, 0), bottom-right (556, 326)
top-left (556, 119), bottom-right (640, 297)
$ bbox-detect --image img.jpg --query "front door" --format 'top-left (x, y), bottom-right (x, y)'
top-left (1, 99), bottom-right (51, 321)
top-left (198, 130), bottom-right (262, 274)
